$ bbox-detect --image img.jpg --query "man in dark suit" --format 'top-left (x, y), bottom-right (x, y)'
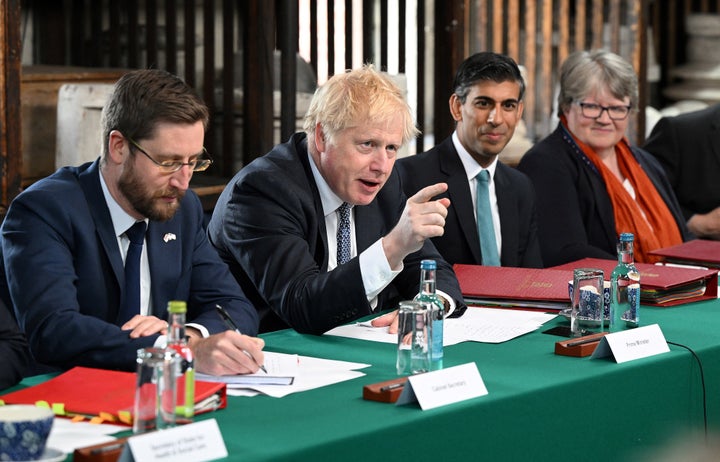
top-left (644, 104), bottom-right (720, 239)
top-left (208, 65), bottom-right (466, 335)
top-left (397, 52), bottom-right (542, 268)
top-left (0, 69), bottom-right (264, 374)
top-left (0, 300), bottom-right (30, 390)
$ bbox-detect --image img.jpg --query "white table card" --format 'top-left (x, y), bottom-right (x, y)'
top-left (119, 419), bottom-right (228, 462)
top-left (396, 362), bottom-right (488, 410)
top-left (591, 323), bottom-right (670, 363)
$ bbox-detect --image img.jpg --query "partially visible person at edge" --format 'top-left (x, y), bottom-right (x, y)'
top-left (0, 69), bottom-right (264, 374)
top-left (517, 49), bottom-right (691, 266)
top-left (397, 51), bottom-right (542, 268)
top-left (644, 104), bottom-right (720, 240)
top-left (0, 300), bottom-right (31, 390)
top-left (208, 64), bottom-right (466, 335)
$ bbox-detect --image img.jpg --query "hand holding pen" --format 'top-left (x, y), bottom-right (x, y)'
top-left (216, 304), bottom-right (268, 373)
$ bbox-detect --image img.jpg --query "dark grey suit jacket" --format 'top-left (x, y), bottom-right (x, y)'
top-left (397, 136), bottom-right (543, 268)
top-left (208, 132), bottom-right (466, 334)
top-left (644, 104), bottom-right (720, 220)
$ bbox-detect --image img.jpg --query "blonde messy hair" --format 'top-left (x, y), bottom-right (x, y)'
top-left (302, 64), bottom-right (419, 147)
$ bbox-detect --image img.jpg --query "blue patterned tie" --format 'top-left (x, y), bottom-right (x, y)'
top-left (336, 202), bottom-right (352, 265)
top-left (118, 221), bottom-right (147, 325)
top-left (476, 170), bottom-right (500, 266)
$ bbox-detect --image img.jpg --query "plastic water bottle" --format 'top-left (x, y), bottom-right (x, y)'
top-left (610, 233), bottom-right (640, 332)
top-left (166, 300), bottom-right (195, 423)
top-left (414, 259), bottom-right (445, 370)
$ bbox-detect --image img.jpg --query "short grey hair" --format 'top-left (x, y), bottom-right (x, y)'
top-left (557, 49), bottom-right (638, 117)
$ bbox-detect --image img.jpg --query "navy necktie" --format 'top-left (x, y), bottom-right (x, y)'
top-left (336, 202), bottom-right (352, 265)
top-left (118, 221), bottom-right (147, 325)
top-left (476, 170), bottom-right (500, 266)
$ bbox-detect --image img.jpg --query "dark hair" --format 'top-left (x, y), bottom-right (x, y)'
top-left (100, 69), bottom-right (209, 157)
top-left (452, 52), bottom-right (525, 103)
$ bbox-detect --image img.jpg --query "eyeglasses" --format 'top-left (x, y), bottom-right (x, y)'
top-left (125, 136), bottom-right (213, 173)
top-left (576, 102), bottom-right (632, 121)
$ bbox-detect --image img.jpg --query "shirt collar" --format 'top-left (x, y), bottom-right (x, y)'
top-left (452, 131), bottom-right (498, 181)
top-left (99, 169), bottom-right (148, 237)
top-left (308, 152), bottom-right (349, 217)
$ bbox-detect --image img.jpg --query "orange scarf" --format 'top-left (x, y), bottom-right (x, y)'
top-left (560, 116), bottom-right (682, 263)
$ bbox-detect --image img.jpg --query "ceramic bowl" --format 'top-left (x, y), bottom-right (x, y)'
top-left (0, 405), bottom-right (54, 461)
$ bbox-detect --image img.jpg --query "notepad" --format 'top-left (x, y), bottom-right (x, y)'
top-left (197, 374), bottom-right (294, 386)
top-left (196, 352), bottom-right (300, 388)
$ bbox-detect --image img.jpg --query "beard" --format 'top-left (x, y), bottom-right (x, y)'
top-left (118, 162), bottom-right (185, 222)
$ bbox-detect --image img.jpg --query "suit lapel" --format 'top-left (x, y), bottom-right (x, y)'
top-left (494, 165), bottom-right (518, 266)
top-left (709, 109), bottom-right (720, 166)
top-left (298, 143), bottom-right (330, 271)
top-left (77, 161), bottom-right (124, 286)
top-left (438, 140), bottom-right (482, 263)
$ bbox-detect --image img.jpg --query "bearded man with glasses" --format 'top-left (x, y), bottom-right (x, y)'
top-left (0, 69), bottom-right (265, 376)
top-left (517, 49), bottom-right (691, 266)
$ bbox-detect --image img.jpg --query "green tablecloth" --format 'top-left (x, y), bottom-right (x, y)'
top-left (13, 299), bottom-right (720, 461)
top-left (208, 299), bottom-right (720, 462)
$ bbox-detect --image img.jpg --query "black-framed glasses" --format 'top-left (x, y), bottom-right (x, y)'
top-left (125, 135), bottom-right (213, 173)
top-left (575, 102), bottom-right (632, 121)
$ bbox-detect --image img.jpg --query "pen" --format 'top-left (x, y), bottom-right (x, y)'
top-left (215, 304), bottom-right (268, 373)
top-left (380, 382), bottom-right (405, 392)
top-left (566, 337), bottom-right (603, 347)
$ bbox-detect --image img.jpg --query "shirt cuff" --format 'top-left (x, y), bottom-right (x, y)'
top-left (186, 322), bottom-right (210, 338)
top-left (359, 238), bottom-right (403, 308)
top-left (436, 290), bottom-right (457, 317)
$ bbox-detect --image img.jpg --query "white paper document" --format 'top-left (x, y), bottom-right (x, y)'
top-left (197, 352), bottom-right (370, 398)
top-left (46, 418), bottom-right (128, 455)
top-left (325, 307), bottom-right (557, 344)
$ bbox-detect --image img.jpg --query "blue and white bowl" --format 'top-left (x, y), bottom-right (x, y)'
top-left (0, 405), bottom-right (54, 461)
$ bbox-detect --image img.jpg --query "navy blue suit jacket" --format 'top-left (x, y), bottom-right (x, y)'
top-left (208, 133), bottom-right (466, 334)
top-left (517, 124), bottom-right (692, 267)
top-left (0, 160), bottom-right (258, 371)
top-left (0, 298), bottom-right (30, 390)
top-left (397, 136), bottom-right (543, 268)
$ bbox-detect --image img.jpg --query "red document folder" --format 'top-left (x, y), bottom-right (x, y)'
top-left (453, 264), bottom-right (573, 311)
top-left (649, 239), bottom-right (720, 268)
top-left (551, 257), bottom-right (719, 306)
top-left (0, 366), bottom-right (226, 425)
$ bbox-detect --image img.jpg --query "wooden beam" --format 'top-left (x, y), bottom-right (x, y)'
top-left (433, 0), bottom-right (465, 141)
top-left (0, 0), bottom-right (22, 215)
top-left (242, 0), bottom-right (274, 165)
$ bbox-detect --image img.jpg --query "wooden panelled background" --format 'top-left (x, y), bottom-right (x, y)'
top-left (1, 0), bottom-right (718, 214)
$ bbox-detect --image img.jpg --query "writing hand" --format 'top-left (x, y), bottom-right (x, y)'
top-left (190, 331), bottom-right (266, 376)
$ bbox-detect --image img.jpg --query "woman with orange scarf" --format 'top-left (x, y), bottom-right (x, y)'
top-left (517, 50), bottom-right (691, 266)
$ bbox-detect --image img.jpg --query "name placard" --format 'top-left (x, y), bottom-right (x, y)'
top-left (396, 362), bottom-right (488, 410)
top-left (119, 419), bottom-right (228, 462)
top-left (591, 323), bottom-right (670, 363)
